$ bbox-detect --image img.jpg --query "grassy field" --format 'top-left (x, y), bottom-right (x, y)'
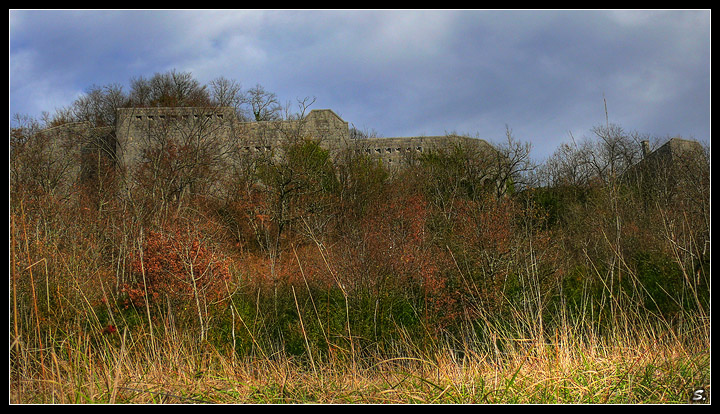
top-left (10, 306), bottom-right (709, 404)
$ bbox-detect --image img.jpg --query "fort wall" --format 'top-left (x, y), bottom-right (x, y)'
top-left (29, 106), bottom-right (502, 198)
top-left (24, 107), bottom-right (706, 205)
top-left (114, 106), bottom-right (494, 169)
top-left (349, 134), bottom-right (496, 167)
top-left (35, 121), bottom-right (114, 196)
top-left (115, 106), bottom-right (238, 170)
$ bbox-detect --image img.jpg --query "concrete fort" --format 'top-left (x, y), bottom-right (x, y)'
top-left (32, 105), bottom-right (706, 207)
top-left (114, 106), bottom-right (497, 169)
top-left (35, 106), bottom-right (501, 199)
top-left (622, 136), bottom-right (706, 199)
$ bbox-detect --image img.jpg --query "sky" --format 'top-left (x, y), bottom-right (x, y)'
top-left (9, 9), bottom-right (711, 161)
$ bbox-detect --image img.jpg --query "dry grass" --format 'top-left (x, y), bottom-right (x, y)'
top-left (10, 314), bottom-right (709, 404)
top-left (9, 192), bottom-right (710, 404)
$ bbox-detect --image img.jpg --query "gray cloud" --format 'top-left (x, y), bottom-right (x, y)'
top-left (10, 9), bottom-right (709, 160)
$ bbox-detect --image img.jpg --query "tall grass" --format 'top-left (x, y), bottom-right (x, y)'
top-left (10, 211), bottom-right (709, 404)
top-left (10, 304), bottom-right (709, 404)
top-left (9, 166), bottom-right (709, 404)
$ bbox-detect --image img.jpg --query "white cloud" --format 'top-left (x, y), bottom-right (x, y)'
top-left (607, 10), bottom-right (663, 26)
top-left (362, 11), bottom-right (456, 61)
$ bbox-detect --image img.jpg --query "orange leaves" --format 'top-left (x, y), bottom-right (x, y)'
top-left (452, 197), bottom-right (517, 256)
top-left (363, 193), bottom-right (430, 273)
top-left (122, 229), bottom-right (232, 309)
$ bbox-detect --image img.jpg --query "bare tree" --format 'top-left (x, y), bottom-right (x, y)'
top-left (245, 84), bottom-right (283, 121)
top-left (535, 138), bottom-right (592, 188)
top-left (283, 96), bottom-right (317, 121)
top-left (128, 108), bottom-right (231, 224)
top-left (210, 76), bottom-right (247, 120)
top-left (491, 125), bottom-right (534, 198)
top-left (129, 70), bottom-right (211, 108)
top-left (128, 75), bottom-right (153, 107)
top-left (71, 83), bottom-right (129, 127)
top-left (349, 125), bottom-right (381, 140)
top-left (571, 123), bottom-right (642, 186)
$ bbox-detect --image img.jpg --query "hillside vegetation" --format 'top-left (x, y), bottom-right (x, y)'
top-left (10, 72), bottom-right (710, 404)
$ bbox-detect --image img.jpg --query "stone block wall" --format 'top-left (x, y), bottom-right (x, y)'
top-left (35, 121), bottom-right (113, 197)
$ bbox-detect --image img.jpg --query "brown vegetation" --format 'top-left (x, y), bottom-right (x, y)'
top-left (10, 72), bottom-right (710, 403)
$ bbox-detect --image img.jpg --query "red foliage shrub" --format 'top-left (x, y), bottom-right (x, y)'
top-left (362, 193), bottom-right (430, 282)
top-left (359, 192), bottom-right (464, 331)
top-left (122, 229), bottom-right (232, 310)
top-left (452, 197), bottom-right (517, 256)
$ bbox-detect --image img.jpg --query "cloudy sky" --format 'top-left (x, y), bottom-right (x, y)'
top-left (9, 9), bottom-right (710, 160)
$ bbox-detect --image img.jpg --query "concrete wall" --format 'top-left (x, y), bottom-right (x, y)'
top-left (40, 106), bottom-right (500, 192)
top-left (115, 106), bottom-right (238, 171)
top-left (351, 134), bottom-right (496, 167)
top-left (623, 137), bottom-right (706, 201)
top-left (35, 121), bottom-right (113, 197)
top-left (115, 107), bottom-right (353, 167)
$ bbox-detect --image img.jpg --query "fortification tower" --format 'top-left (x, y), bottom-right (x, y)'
top-left (115, 106), bottom-right (238, 172)
top-left (114, 107), bottom-right (352, 170)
